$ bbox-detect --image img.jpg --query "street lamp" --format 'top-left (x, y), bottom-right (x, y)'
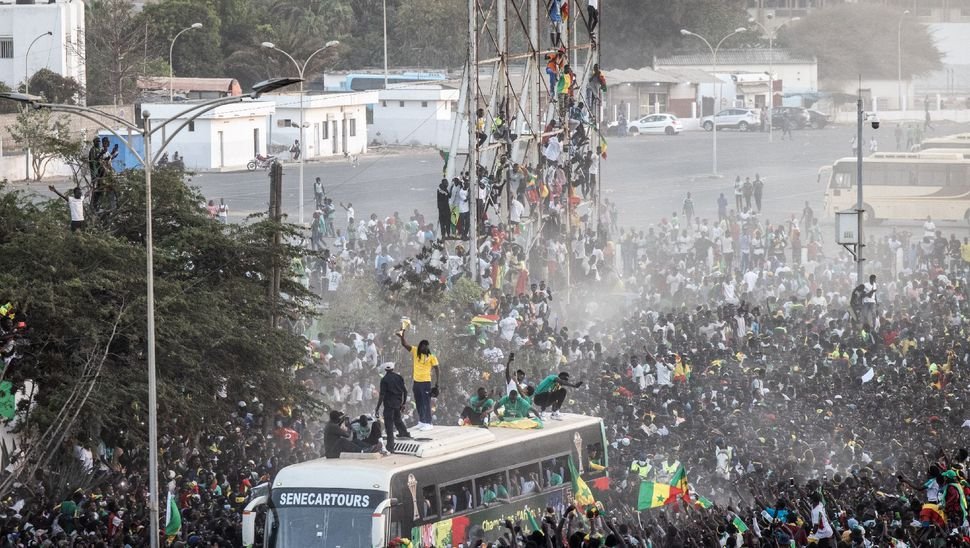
top-left (897, 10), bottom-right (910, 111)
top-left (169, 23), bottom-right (203, 102)
top-left (261, 40), bottom-right (341, 226)
top-left (748, 15), bottom-right (799, 143)
top-left (0, 76), bottom-right (300, 548)
top-left (24, 31), bottom-right (52, 96)
top-left (680, 27), bottom-right (746, 178)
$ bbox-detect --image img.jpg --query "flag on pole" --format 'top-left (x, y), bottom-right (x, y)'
top-left (527, 508), bottom-right (542, 533)
top-left (669, 464), bottom-right (690, 502)
top-left (556, 72), bottom-right (573, 96)
top-left (568, 456), bottom-right (595, 508)
top-left (165, 492), bottom-right (182, 537)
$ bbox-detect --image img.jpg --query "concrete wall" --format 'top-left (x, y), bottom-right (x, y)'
top-left (0, 0), bottom-right (85, 91)
top-left (371, 87), bottom-right (459, 148)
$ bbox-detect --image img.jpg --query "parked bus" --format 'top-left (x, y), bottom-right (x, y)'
top-left (242, 414), bottom-right (607, 548)
top-left (920, 133), bottom-right (970, 151)
top-left (821, 151), bottom-right (970, 223)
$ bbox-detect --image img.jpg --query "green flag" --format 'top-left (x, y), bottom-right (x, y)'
top-left (527, 508), bottom-right (542, 534)
top-left (637, 481), bottom-right (681, 510)
top-left (567, 456), bottom-right (595, 507)
top-left (165, 492), bottom-right (181, 537)
top-left (732, 515), bottom-right (749, 533)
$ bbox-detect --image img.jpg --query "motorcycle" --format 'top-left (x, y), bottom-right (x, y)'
top-left (247, 154), bottom-right (276, 171)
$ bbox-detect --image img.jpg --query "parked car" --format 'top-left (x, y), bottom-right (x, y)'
top-left (628, 113), bottom-right (683, 135)
top-left (770, 106), bottom-right (811, 129)
top-left (700, 108), bottom-right (761, 131)
top-left (806, 109), bottom-right (830, 129)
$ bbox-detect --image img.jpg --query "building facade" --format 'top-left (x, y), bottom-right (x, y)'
top-left (143, 101), bottom-right (276, 171)
top-left (371, 85), bottom-right (460, 148)
top-left (266, 91), bottom-right (376, 159)
top-left (0, 0), bottom-right (85, 93)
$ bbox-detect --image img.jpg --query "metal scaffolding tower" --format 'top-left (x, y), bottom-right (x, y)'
top-left (447, 0), bottom-right (604, 291)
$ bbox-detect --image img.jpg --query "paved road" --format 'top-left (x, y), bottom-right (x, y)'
top-left (184, 121), bottom-right (970, 230)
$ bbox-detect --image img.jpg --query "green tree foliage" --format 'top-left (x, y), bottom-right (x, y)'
top-left (390, 0), bottom-right (466, 69)
top-left (603, 0), bottom-right (753, 69)
top-left (778, 4), bottom-right (942, 82)
top-left (82, 0), bottom-right (152, 105)
top-left (141, 0), bottom-right (224, 79)
top-left (25, 69), bottom-right (85, 105)
top-left (0, 171), bottom-right (317, 459)
top-left (8, 110), bottom-right (83, 181)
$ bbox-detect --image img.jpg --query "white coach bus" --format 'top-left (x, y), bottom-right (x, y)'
top-left (242, 414), bottom-right (608, 547)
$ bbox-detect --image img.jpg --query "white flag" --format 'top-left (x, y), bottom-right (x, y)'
top-left (861, 368), bottom-right (875, 384)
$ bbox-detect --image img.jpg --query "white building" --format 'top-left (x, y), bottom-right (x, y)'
top-left (142, 100), bottom-right (276, 171)
top-left (0, 0), bottom-right (85, 92)
top-left (371, 84), bottom-right (461, 148)
top-left (266, 91), bottom-right (376, 159)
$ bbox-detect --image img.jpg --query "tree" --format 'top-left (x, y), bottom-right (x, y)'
top-left (141, 0), bottom-right (224, 79)
top-left (82, 0), bottom-right (154, 105)
top-left (391, 0), bottom-right (466, 69)
top-left (25, 69), bottom-right (84, 105)
top-left (778, 4), bottom-right (942, 82)
top-left (603, 0), bottom-right (753, 69)
top-left (0, 170), bottom-right (318, 492)
top-left (7, 109), bottom-right (83, 181)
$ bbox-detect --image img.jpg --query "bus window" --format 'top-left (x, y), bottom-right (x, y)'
top-left (475, 471), bottom-right (511, 507)
top-left (946, 165), bottom-right (970, 186)
top-left (440, 480), bottom-right (474, 514)
top-left (509, 463), bottom-right (542, 497)
top-left (918, 165), bottom-right (948, 186)
top-left (421, 485), bottom-right (438, 519)
top-left (541, 457), bottom-right (569, 489)
top-left (831, 164), bottom-right (854, 188)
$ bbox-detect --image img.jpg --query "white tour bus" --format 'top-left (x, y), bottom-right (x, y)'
top-left (242, 414), bottom-right (607, 548)
top-left (920, 133), bottom-right (970, 151)
top-left (821, 151), bottom-right (970, 223)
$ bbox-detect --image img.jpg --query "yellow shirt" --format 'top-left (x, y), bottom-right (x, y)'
top-left (411, 346), bottom-right (439, 382)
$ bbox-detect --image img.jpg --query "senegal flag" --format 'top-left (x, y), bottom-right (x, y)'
top-left (556, 72), bottom-right (573, 95)
top-left (165, 492), bottom-right (182, 537)
top-left (568, 456), bottom-right (595, 508)
top-left (670, 464), bottom-right (689, 501)
top-left (637, 481), bottom-right (682, 510)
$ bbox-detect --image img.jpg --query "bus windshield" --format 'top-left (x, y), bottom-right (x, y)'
top-left (271, 506), bottom-right (372, 548)
top-left (269, 488), bottom-right (385, 548)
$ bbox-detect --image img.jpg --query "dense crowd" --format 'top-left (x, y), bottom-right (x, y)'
top-left (7, 157), bottom-right (970, 547)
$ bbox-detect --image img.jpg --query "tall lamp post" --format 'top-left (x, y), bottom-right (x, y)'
top-left (24, 31), bottom-right (52, 95)
top-left (897, 10), bottom-right (910, 111)
top-left (680, 27), bottom-right (747, 178)
top-left (23, 31), bottom-right (52, 180)
top-left (747, 15), bottom-right (799, 143)
top-left (261, 40), bottom-right (341, 226)
top-left (0, 77), bottom-right (301, 548)
top-left (383, 0), bottom-right (389, 88)
top-left (169, 23), bottom-right (203, 102)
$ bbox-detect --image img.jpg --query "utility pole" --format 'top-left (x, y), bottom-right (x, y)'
top-left (268, 161), bottom-right (283, 327)
top-left (855, 91), bottom-right (865, 284)
top-left (468, 0), bottom-right (479, 282)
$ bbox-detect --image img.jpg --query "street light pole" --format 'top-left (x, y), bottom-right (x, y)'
top-left (681, 27), bottom-right (746, 178)
top-left (897, 10), bottom-right (910, 111)
top-left (0, 77), bottom-right (300, 548)
top-left (169, 23), bottom-right (203, 103)
top-left (748, 16), bottom-right (799, 143)
top-left (856, 92), bottom-right (865, 285)
top-left (23, 31), bottom-right (52, 181)
top-left (24, 31), bottom-right (52, 96)
top-left (261, 41), bottom-right (340, 226)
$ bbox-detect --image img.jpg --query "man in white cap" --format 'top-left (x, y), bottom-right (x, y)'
top-left (375, 362), bottom-right (410, 452)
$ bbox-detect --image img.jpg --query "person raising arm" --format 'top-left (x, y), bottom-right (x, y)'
top-left (398, 328), bottom-right (439, 431)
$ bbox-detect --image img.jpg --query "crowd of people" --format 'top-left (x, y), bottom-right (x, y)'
top-left (11, 132), bottom-right (970, 546)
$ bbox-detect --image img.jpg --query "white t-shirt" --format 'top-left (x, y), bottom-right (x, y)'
top-left (588, 0), bottom-right (598, 9)
top-left (510, 200), bottom-right (525, 223)
top-left (655, 361), bottom-right (672, 386)
top-left (811, 503), bottom-right (834, 538)
top-left (68, 195), bottom-right (85, 222)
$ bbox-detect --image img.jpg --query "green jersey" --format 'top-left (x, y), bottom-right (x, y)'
top-left (468, 395), bottom-right (494, 414)
top-left (497, 395), bottom-right (533, 418)
top-left (535, 374), bottom-right (561, 395)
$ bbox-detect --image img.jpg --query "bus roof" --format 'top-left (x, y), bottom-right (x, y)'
top-left (832, 152), bottom-right (970, 165)
top-left (272, 414), bottom-right (603, 491)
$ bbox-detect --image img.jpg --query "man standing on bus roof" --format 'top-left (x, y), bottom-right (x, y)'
top-left (398, 327), bottom-right (439, 431)
top-left (375, 362), bottom-right (411, 453)
top-left (533, 371), bottom-right (583, 420)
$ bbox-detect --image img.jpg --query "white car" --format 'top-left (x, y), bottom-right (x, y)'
top-left (700, 108), bottom-right (761, 132)
top-left (628, 113), bottom-right (683, 135)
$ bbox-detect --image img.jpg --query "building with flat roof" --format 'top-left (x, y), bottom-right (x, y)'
top-left (371, 84), bottom-right (461, 148)
top-left (264, 91), bottom-right (377, 159)
top-left (0, 0), bottom-right (85, 93)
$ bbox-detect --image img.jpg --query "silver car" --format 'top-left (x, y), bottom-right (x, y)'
top-left (700, 108), bottom-right (761, 132)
